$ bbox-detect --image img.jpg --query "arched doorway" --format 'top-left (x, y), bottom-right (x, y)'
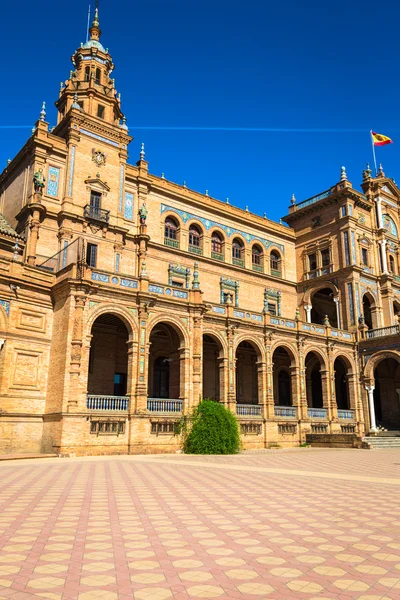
top-left (311, 288), bottom-right (338, 327)
top-left (373, 358), bottom-right (400, 429)
top-left (148, 323), bottom-right (182, 399)
top-left (272, 347), bottom-right (292, 406)
top-left (235, 341), bottom-right (259, 404)
top-left (203, 335), bottom-right (223, 401)
top-left (305, 352), bottom-right (324, 409)
top-left (334, 357), bottom-right (349, 410)
top-left (362, 294), bottom-right (373, 329)
top-left (88, 314), bottom-right (129, 396)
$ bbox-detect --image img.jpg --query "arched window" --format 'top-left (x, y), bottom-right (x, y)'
top-left (252, 244), bottom-right (263, 272)
top-left (164, 217), bottom-right (179, 248)
top-left (211, 231), bottom-right (224, 260)
top-left (270, 251), bottom-right (282, 277)
top-left (232, 238), bottom-right (244, 266)
top-left (389, 255), bottom-right (396, 274)
top-left (188, 224), bottom-right (202, 254)
top-left (95, 68), bottom-right (101, 85)
top-left (84, 66), bottom-right (90, 82)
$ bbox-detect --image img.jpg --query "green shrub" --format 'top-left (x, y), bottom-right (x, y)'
top-left (182, 399), bottom-right (240, 455)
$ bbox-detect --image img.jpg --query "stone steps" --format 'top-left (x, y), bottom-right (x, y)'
top-left (363, 437), bottom-right (400, 448)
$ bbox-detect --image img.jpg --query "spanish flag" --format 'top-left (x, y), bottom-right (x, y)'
top-left (372, 131), bottom-right (393, 146)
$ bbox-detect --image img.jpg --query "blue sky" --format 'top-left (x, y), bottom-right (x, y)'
top-left (1, 0), bottom-right (399, 222)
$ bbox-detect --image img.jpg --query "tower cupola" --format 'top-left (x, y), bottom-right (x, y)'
top-left (55, 6), bottom-right (125, 128)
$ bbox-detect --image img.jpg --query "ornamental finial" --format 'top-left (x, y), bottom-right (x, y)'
top-left (121, 116), bottom-right (128, 131)
top-left (379, 163), bottom-right (384, 174)
top-left (39, 101), bottom-right (46, 122)
top-left (340, 166), bottom-right (347, 181)
top-left (291, 193), bottom-right (296, 205)
top-left (72, 93), bottom-right (81, 109)
top-left (362, 162), bottom-right (372, 180)
top-left (140, 143), bottom-right (145, 160)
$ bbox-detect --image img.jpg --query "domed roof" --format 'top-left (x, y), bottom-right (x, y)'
top-left (82, 39), bottom-right (106, 52)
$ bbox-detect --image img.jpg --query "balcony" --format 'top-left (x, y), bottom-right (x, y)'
top-left (252, 264), bottom-right (263, 273)
top-left (306, 265), bottom-right (333, 280)
top-left (147, 399), bottom-right (183, 413)
top-left (232, 258), bottom-right (244, 267)
top-left (84, 205), bottom-right (110, 224)
top-left (366, 325), bottom-right (399, 339)
top-left (164, 238), bottom-right (179, 249)
top-left (211, 251), bottom-right (224, 261)
top-left (86, 395), bottom-right (129, 411)
top-left (308, 408), bottom-right (327, 419)
top-left (274, 405), bottom-right (296, 418)
top-left (270, 268), bottom-right (282, 278)
top-left (338, 409), bottom-right (355, 420)
top-left (188, 244), bottom-right (203, 256)
top-left (236, 404), bottom-right (262, 417)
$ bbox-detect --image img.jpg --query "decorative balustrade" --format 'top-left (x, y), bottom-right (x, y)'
top-left (211, 251), bottom-right (224, 261)
top-left (236, 404), bottom-right (262, 417)
top-left (232, 258), bottom-right (244, 268)
top-left (270, 269), bottom-right (282, 278)
top-left (338, 409), bottom-right (355, 420)
top-left (274, 405), bottom-right (297, 418)
top-left (84, 205), bottom-right (110, 223)
top-left (188, 245), bottom-right (203, 255)
top-left (366, 325), bottom-right (399, 339)
top-left (147, 399), bottom-right (183, 413)
top-left (164, 238), bottom-right (180, 248)
top-left (308, 408), bottom-right (327, 419)
top-left (86, 395), bottom-right (129, 411)
top-left (252, 264), bottom-right (263, 273)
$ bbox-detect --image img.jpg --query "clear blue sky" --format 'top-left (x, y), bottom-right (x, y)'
top-left (1, 0), bottom-right (399, 222)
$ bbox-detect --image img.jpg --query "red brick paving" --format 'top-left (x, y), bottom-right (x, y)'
top-left (0, 448), bottom-right (399, 599)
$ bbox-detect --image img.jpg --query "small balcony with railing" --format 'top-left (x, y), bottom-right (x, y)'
top-left (365, 325), bottom-right (400, 340)
top-left (274, 405), bottom-right (297, 418)
top-left (236, 404), bottom-right (262, 417)
top-left (86, 395), bottom-right (129, 411)
top-left (147, 399), bottom-right (183, 413)
top-left (84, 204), bottom-right (110, 224)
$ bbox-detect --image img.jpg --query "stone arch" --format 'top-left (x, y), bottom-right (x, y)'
top-left (235, 338), bottom-right (263, 405)
top-left (304, 281), bottom-right (339, 305)
top-left (146, 314), bottom-right (189, 348)
top-left (147, 319), bottom-right (188, 400)
top-left (87, 304), bottom-right (137, 341)
top-left (87, 313), bottom-right (131, 397)
top-left (362, 291), bottom-right (378, 329)
top-left (272, 344), bottom-right (297, 407)
top-left (202, 328), bottom-right (228, 357)
top-left (202, 332), bottom-right (226, 402)
top-left (270, 341), bottom-right (298, 368)
top-left (333, 355), bottom-right (352, 410)
top-left (363, 350), bottom-right (400, 381)
top-left (234, 335), bottom-right (265, 362)
top-left (305, 349), bottom-right (329, 409)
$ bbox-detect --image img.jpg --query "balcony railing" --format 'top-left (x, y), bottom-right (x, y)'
top-left (164, 238), bottom-right (179, 249)
top-left (236, 404), bottom-right (262, 417)
top-left (147, 399), bottom-right (183, 413)
top-left (274, 405), bottom-right (297, 418)
top-left (232, 258), bottom-right (244, 267)
top-left (188, 244), bottom-right (203, 255)
top-left (252, 264), bottom-right (264, 273)
top-left (270, 269), bottom-right (282, 278)
top-left (84, 205), bottom-right (110, 224)
top-left (338, 409), bottom-right (355, 420)
top-left (366, 325), bottom-right (399, 339)
top-left (86, 395), bottom-right (129, 411)
top-left (308, 408), bottom-right (327, 419)
top-left (211, 251), bottom-right (224, 261)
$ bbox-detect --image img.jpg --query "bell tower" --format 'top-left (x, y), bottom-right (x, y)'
top-left (55, 7), bottom-right (124, 128)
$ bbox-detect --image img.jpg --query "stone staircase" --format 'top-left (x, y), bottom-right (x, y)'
top-left (363, 431), bottom-right (400, 449)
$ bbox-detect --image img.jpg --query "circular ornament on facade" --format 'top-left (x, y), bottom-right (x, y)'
top-left (205, 220), bottom-right (210, 228)
top-left (311, 326), bottom-right (315, 331)
top-left (246, 313), bottom-right (250, 318)
top-left (111, 276), bottom-right (119, 284)
top-left (165, 288), bottom-right (172, 295)
top-left (280, 319), bottom-right (284, 325)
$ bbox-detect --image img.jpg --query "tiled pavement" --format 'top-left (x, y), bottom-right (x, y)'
top-left (1, 449), bottom-right (400, 599)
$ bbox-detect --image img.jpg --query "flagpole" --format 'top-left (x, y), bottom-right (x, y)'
top-left (86, 5), bottom-right (91, 42)
top-left (370, 130), bottom-right (378, 175)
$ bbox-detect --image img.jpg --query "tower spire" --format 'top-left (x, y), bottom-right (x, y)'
top-left (89, 1), bottom-right (101, 42)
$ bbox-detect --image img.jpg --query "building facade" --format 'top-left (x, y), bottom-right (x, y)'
top-left (0, 11), bottom-right (399, 455)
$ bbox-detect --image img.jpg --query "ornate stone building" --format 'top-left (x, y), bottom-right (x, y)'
top-left (0, 10), bottom-right (399, 455)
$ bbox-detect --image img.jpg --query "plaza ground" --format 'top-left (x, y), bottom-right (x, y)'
top-left (0, 449), bottom-right (400, 599)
